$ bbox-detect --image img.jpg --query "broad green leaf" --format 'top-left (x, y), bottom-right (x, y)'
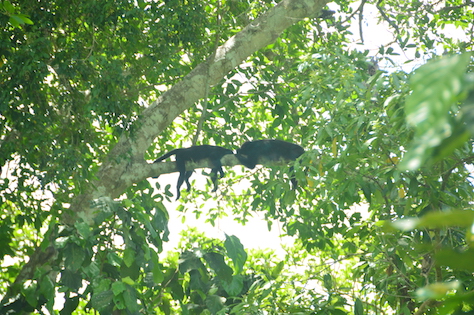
top-left (75, 221), bottom-right (91, 240)
top-left (24, 285), bottom-right (38, 309)
top-left (91, 290), bottom-right (114, 312)
top-left (416, 281), bottom-right (460, 300)
top-left (159, 297), bottom-right (171, 315)
top-left (417, 210), bottom-right (474, 229)
top-left (61, 269), bottom-right (82, 292)
top-left (323, 274), bottom-right (333, 291)
top-left (150, 249), bottom-right (164, 283)
top-left (123, 285), bottom-right (139, 312)
top-left (205, 295), bottom-right (225, 314)
top-left (17, 14), bottom-right (33, 25)
top-left (123, 248), bottom-right (135, 268)
top-left (111, 281), bottom-right (127, 295)
top-left (107, 251), bottom-right (122, 267)
top-left (179, 251), bottom-right (207, 274)
top-left (120, 261), bottom-right (140, 281)
top-left (9, 15), bottom-right (20, 27)
top-left (435, 249), bottom-right (474, 272)
top-left (122, 276), bottom-right (135, 285)
top-left (60, 296), bottom-right (79, 315)
top-left (64, 243), bottom-right (85, 272)
top-left (3, 0), bottom-right (14, 13)
top-left (224, 234), bottom-right (247, 274)
top-left (40, 276), bottom-right (55, 312)
top-left (354, 299), bottom-right (364, 315)
top-left (222, 274), bottom-right (244, 296)
top-left (401, 53), bottom-right (471, 170)
top-left (271, 261), bottom-right (284, 279)
top-left (204, 252), bottom-right (233, 284)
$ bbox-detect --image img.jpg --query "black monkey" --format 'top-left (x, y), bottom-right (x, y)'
top-left (154, 145), bottom-right (233, 200)
top-left (236, 139), bottom-right (304, 189)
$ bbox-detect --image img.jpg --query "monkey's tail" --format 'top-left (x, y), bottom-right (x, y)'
top-left (154, 149), bottom-right (180, 163)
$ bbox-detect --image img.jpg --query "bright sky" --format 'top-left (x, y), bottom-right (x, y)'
top-left (154, 171), bottom-right (295, 257)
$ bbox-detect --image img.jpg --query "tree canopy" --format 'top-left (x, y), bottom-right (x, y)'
top-left (1, 0), bottom-right (474, 314)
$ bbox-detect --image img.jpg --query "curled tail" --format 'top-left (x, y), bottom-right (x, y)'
top-left (154, 149), bottom-right (180, 163)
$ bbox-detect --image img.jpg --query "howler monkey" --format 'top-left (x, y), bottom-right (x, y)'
top-left (236, 139), bottom-right (304, 189)
top-left (154, 145), bottom-right (233, 200)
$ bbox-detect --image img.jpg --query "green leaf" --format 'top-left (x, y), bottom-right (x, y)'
top-left (60, 296), bottom-right (79, 315)
top-left (179, 251), bottom-right (207, 274)
top-left (122, 276), bottom-right (135, 285)
top-left (39, 276), bottom-right (55, 312)
top-left (64, 243), bottom-right (85, 272)
top-left (271, 261), bottom-right (284, 279)
top-left (435, 249), bottom-right (474, 272)
top-left (204, 252), bottom-right (233, 284)
top-left (107, 251), bottom-right (122, 266)
top-left (61, 269), bottom-right (82, 291)
top-left (120, 261), bottom-right (140, 281)
top-left (75, 221), bottom-right (91, 240)
top-left (354, 298), bottom-right (364, 315)
top-left (123, 285), bottom-right (139, 312)
top-left (3, 0), bottom-right (14, 13)
top-left (123, 199), bottom-right (133, 208)
top-left (123, 247), bottom-right (135, 268)
top-left (323, 274), bottom-right (333, 291)
top-left (417, 210), bottom-right (474, 229)
top-left (18, 14), bottom-right (33, 24)
top-left (150, 249), bottom-right (164, 283)
top-left (111, 281), bottom-right (127, 295)
top-left (9, 16), bottom-right (20, 27)
top-left (159, 297), bottom-right (171, 315)
top-left (168, 273), bottom-right (184, 301)
top-left (114, 293), bottom-right (126, 310)
top-left (416, 281), bottom-right (460, 300)
top-left (222, 274), bottom-right (244, 296)
top-left (205, 295), bottom-right (225, 314)
top-left (152, 263), bottom-right (164, 284)
top-left (91, 290), bottom-right (114, 312)
top-left (401, 53), bottom-right (471, 170)
top-left (24, 284), bottom-right (38, 308)
top-left (10, 15), bottom-right (25, 25)
top-left (224, 234), bottom-right (247, 274)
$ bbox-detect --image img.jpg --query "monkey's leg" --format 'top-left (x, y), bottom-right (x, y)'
top-left (175, 172), bottom-right (186, 200)
top-left (184, 171), bottom-right (193, 191)
top-left (210, 167), bottom-right (220, 192)
top-left (175, 160), bottom-right (187, 200)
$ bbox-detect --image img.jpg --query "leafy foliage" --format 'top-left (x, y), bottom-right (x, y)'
top-left (1, 0), bottom-right (474, 314)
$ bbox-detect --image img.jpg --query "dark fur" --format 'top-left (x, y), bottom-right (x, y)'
top-left (154, 145), bottom-right (233, 199)
top-left (236, 140), bottom-right (304, 189)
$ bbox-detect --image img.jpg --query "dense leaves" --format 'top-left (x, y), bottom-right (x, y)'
top-left (1, 0), bottom-right (474, 314)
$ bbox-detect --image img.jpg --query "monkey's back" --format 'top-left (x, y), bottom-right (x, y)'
top-left (239, 140), bottom-right (304, 162)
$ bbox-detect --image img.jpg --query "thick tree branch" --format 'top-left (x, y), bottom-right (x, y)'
top-left (126, 154), bottom-right (295, 184)
top-left (141, 154), bottom-right (241, 180)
